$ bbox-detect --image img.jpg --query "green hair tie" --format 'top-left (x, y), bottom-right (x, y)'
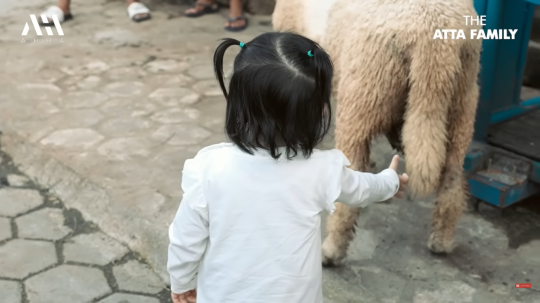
top-left (239, 42), bottom-right (245, 48)
top-left (307, 50), bottom-right (313, 57)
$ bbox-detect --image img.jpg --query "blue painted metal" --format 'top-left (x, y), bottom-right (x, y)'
top-left (465, 0), bottom-right (540, 208)
top-left (468, 175), bottom-right (540, 208)
top-left (532, 161), bottom-right (540, 183)
top-left (489, 97), bottom-right (540, 124)
top-left (472, 0), bottom-right (503, 141)
top-left (526, 0), bottom-right (540, 6)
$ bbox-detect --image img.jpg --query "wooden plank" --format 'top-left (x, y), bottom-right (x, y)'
top-left (488, 109), bottom-right (540, 161)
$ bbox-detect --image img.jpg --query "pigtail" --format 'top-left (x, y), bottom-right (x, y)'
top-left (309, 45), bottom-right (334, 141)
top-left (213, 38), bottom-right (244, 99)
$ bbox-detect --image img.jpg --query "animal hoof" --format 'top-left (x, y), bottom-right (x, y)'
top-left (427, 232), bottom-right (454, 254)
top-left (322, 238), bottom-right (345, 267)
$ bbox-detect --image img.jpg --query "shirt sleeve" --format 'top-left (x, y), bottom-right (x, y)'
top-left (325, 150), bottom-right (400, 213)
top-left (167, 157), bottom-right (209, 294)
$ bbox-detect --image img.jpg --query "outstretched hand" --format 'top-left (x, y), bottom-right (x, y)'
top-left (388, 155), bottom-right (409, 199)
top-left (172, 290), bottom-right (197, 303)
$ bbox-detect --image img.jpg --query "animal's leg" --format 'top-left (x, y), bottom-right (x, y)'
top-left (321, 31), bottom-right (408, 265)
top-left (321, 78), bottom-right (387, 266)
top-left (428, 44), bottom-right (480, 253)
top-left (322, 138), bottom-right (372, 266)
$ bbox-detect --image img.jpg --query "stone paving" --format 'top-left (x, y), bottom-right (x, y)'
top-left (0, 151), bottom-right (172, 303)
top-left (0, 0), bottom-right (540, 302)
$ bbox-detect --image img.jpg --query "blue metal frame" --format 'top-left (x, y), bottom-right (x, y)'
top-left (465, 0), bottom-right (540, 208)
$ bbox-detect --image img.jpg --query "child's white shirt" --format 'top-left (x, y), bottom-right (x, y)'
top-left (167, 143), bottom-right (399, 303)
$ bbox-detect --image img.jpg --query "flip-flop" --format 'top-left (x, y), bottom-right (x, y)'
top-left (38, 5), bottom-right (73, 26)
top-left (224, 16), bottom-right (248, 32)
top-left (184, 2), bottom-right (219, 18)
top-left (127, 2), bottom-right (151, 23)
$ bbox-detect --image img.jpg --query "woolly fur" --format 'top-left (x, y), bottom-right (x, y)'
top-left (273, 0), bottom-right (482, 264)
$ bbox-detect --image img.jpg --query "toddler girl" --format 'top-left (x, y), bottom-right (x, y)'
top-left (167, 32), bottom-right (408, 303)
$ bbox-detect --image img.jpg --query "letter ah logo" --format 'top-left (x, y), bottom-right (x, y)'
top-left (22, 14), bottom-right (64, 36)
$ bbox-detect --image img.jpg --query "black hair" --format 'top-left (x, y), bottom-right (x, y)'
top-left (213, 32), bottom-right (334, 160)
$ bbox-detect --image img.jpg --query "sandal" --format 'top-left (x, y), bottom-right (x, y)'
top-left (184, 2), bottom-right (219, 18)
top-left (38, 6), bottom-right (73, 26)
top-left (127, 2), bottom-right (151, 23)
top-left (224, 16), bottom-right (248, 32)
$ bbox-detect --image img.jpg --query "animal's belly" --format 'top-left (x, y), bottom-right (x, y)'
top-left (301, 0), bottom-right (337, 42)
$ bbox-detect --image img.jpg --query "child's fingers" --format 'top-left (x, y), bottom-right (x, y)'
top-left (171, 293), bottom-right (181, 303)
top-left (186, 290), bottom-right (197, 302)
top-left (400, 173), bottom-right (409, 183)
top-left (388, 155), bottom-right (400, 171)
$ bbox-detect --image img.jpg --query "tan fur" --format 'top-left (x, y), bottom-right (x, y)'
top-left (273, 0), bottom-right (482, 264)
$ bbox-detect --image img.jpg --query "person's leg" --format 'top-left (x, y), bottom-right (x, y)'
top-left (38, 0), bottom-right (72, 25)
top-left (225, 0), bottom-right (246, 30)
top-left (57, 0), bottom-right (71, 14)
top-left (185, 0), bottom-right (217, 16)
top-left (126, 0), bottom-right (151, 22)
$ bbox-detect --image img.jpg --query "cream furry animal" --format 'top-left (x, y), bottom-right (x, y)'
top-left (273, 0), bottom-right (482, 265)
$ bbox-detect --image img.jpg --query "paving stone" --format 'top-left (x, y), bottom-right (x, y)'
top-left (0, 188), bottom-right (44, 217)
top-left (98, 293), bottom-right (159, 303)
top-left (60, 60), bottom-right (110, 76)
top-left (16, 83), bottom-right (61, 93)
top-left (193, 79), bottom-right (223, 97)
top-left (146, 74), bottom-right (194, 87)
top-left (102, 81), bottom-right (145, 97)
top-left (6, 174), bottom-right (30, 187)
top-left (47, 109), bottom-right (105, 128)
top-left (144, 59), bottom-right (190, 73)
top-left (36, 101), bottom-right (60, 114)
top-left (4, 58), bottom-right (44, 74)
top-left (152, 124), bottom-right (212, 146)
top-left (25, 265), bottom-right (111, 303)
top-left (63, 232), bottom-right (129, 266)
top-left (194, 98), bottom-right (226, 132)
top-left (97, 137), bottom-right (156, 161)
top-left (98, 116), bottom-right (152, 137)
top-left (413, 281), bottom-right (476, 303)
top-left (113, 260), bottom-right (164, 294)
top-left (347, 229), bottom-right (378, 261)
top-left (16, 83), bottom-right (62, 101)
top-left (0, 280), bottom-right (21, 303)
top-left (40, 128), bottom-right (105, 149)
top-left (16, 208), bottom-right (71, 241)
top-left (0, 217), bottom-right (11, 241)
top-left (150, 108), bottom-right (200, 124)
top-left (77, 75), bottom-right (102, 90)
top-left (148, 88), bottom-right (200, 107)
top-left (0, 239), bottom-right (57, 279)
top-left (517, 240), bottom-right (540, 265)
top-left (60, 91), bottom-right (108, 108)
top-left (109, 187), bottom-right (166, 216)
top-left (94, 28), bottom-right (147, 47)
top-left (187, 65), bottom-right (215, 80)
top-left (152, 147), bottom-right (200, 171)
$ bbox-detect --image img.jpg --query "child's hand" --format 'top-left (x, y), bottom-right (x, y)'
top-left (172, 289), bottom-right (197, 303)
top-left (388, 155), bottom-right (409, 199)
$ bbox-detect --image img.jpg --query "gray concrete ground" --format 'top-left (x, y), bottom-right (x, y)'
top-left (0, 0), bottom-right (539, 302)
top-left (0, 151), bottom-right (173, 303)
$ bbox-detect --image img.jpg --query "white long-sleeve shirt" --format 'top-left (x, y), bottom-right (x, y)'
top-left (167, 143), bottom-right (399, 303)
